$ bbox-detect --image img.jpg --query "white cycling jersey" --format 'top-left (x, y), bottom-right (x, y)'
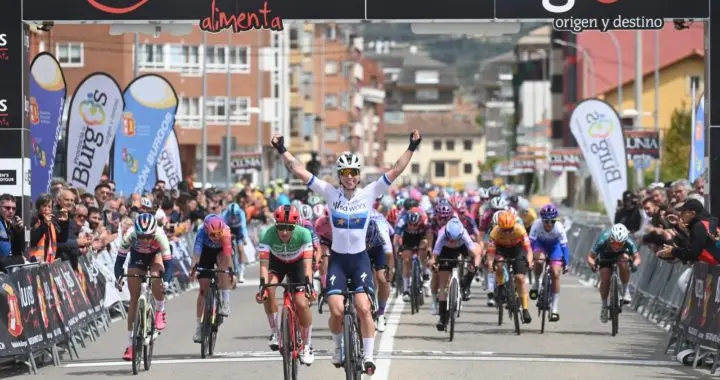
top-left (307, 174), bottom-right (392, 254)
top-left (369, 209), bottom-right (393, 253)
top-left (528, 219), bottom-right (569, 246)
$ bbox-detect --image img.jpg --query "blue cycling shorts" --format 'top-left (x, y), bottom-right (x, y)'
top-left (326, 251), bottom-right (375, 296)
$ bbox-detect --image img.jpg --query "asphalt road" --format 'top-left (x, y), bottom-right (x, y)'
top-left (8, 270), bottom-right (704, 380)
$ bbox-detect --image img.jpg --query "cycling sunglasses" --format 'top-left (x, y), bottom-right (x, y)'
top-left (338, 168), bottom-right (360, 177)
top-left (543, 219), bottom-right (556, 225)
top-left (208, 231), bottom-right (223, 240)
top-left (276, 223), bottom-right (295, 232)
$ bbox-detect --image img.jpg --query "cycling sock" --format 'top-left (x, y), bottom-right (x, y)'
top-left (377, 301), bottom-right (386, 316)
top-left (521, 293), bottom-right (529, 309)
top-left (487, 272), bottom-right (496, 292)
top-left (601, 298), bottom-right (608, 307)
top-left (551, 293), bottom-right (559, 312)
top-left (154, 299), bottom-right (165, 312)
top-left (622, 283), bottom-right (629, 295)
top-left (362, 338), bottom-right (374, 361)
top-left (268, 312), bottom-right (278, 333)
top-left (221, 290), bottom-right (231, 305)
top-left (128, 331), bottom-right (133, 346)
top-left (303, 325), bottom-right (312, 346)
top-left (238, 263), bottom-right (245, 277)
top-left (403, 277), bottom-right (410, 290)
top-left (439, 301), bottom-right (447, 322)
top-left (332, 332), bottom-right (343, 349)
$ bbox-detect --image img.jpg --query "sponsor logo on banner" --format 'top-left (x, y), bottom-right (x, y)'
top-left (689, 94), bottom-right (705, 182)
top-left (549, 148), bottom-right (581, 173)
top-left (624, 129), bottom-right (659, 170)
top-left (86, 0), bottom-right (150, 14)
top-left (155, 129), bottom-right (182, 190)
top-left (570, 99), bottom-right (627, 223)
top-left (65, 73), bottom-right (124, 192)
top-left (199, 0), bottom-right (284, 33)
top-left (232, 152), bottom-right (262, 172)
top-left (29, 53), bottom-right (67, 201)
top-left (0, 159), bottom-right (23, 196)
top-left (112, 74), bottom-right (178, 196)
top-left (511, 155), bottom-right (535, 174)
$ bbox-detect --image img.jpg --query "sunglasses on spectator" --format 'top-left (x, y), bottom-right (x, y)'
top-left (276, 223), bottom-right (295, 232)
top-left (338, 168), bottom-right (360, 177)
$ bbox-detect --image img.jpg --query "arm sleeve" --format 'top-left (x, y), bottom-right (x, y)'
top-left (157, 229), bottom-right (172, 257)
top-left (118, 229), bottom-right (135, 254)
top-left (258, 228), bottom-right (271, 260)
top-left (306, 176), bottom-right (335, 200)
top-left (670, 222), bottom-right (708, 262)
top-left (432, 228), bottom-right (446, 255)
top-left (367, 174), bottom-right (393, 200)
top-left (461, 229), bottom-right (476, 250)
top-left (379, 222), bottom-right (393, 253)
top-left (221, 226), bottom-right (233, 257)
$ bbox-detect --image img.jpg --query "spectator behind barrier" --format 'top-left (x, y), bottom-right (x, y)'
top-left (615, 190), bottom-right (642, 233)
top-left (0, 193), bottom-right (25, 271)
top-left (657, 199), bottom-right (720, 265)
top-left (54, 189), bottom-right (82, 270)
top-left (30, 194), bottom-right (58, 263)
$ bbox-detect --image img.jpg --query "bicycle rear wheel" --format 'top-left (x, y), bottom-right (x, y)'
top-left (132, 299), bottom-right (145, 375)
top-left (508, 279), bottom-right (521, 335)
top-left (200, 290), bottom-right (215, 358)
top-left (448, 278), bottom-right (458, 342)
top-left (143, 305), bottom-right (155, 370)
top-left (610, 275), bottom-right (619, 337)
top-left (343, 314), bottom-right (357, 380)
top-left (280, 308), bottom-right (297, 380)
top-left (410, 260), bottom-right (420, 314)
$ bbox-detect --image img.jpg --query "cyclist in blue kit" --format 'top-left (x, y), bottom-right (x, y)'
top-left (271, 129), bottom-right (421, 376)
top-left (222, 202), bottom-right (249, 282)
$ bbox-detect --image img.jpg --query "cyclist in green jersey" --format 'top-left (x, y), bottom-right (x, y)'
top-left (255, 206), bottom-right (317, 365)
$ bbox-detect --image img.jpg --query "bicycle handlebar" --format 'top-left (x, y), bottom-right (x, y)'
top-left (318, 285), bottom-right (375, 315)
top-left (119, 273), bottom-right (164, 280)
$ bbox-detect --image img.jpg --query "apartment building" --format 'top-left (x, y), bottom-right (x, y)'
top-left (28, 25), bottom-right (281, 186)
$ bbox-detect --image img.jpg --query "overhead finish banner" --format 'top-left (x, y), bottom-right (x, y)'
top-left (29, 53), bottom-right (67, 201)
top-left (112, 74), bottom-right (178, 196)
top-left (570, 99), bottom-right (627, 223)
top-left (65, 73), bottom-right (124, 193)
top-left (155, 129), bottom-right (182, 190)
top-left (689, 94), bottom-right (705, 183)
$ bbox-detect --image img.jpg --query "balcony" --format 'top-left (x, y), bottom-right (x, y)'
top-left (360, 87), bottom-right (385, 104)
top-left (290, 49), bottom-right (302, 65)
top-left (303, 98), bottom-right (314, 114)
top-left (291, 92), bottom-right (301, 108)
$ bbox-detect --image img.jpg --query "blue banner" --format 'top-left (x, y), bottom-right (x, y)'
top-left (689, 94), bottom-right (704, 182)
top-left (29, 53), bottom-right (67, 201)
top-left (112, 74), bottom-right (178, 196)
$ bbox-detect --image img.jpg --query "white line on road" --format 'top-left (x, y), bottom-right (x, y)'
top-left (372, 296), bottom-right (404, 380)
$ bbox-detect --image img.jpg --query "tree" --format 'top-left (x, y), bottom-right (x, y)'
top-left (659, 105), bottom-right (692, 182)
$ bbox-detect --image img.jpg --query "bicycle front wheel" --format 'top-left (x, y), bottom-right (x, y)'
top-left (132, 299), bottom-right (145, 375)
top-left (280, 308), bottom-right (297, 380)
top-left (200, 289), bottom-right (215, 358)
top-left (508, 279), bottom-right (521, 335)
top-left (410, 260), bottom-right (420, 314)
top-left (343, 314), bottom-right (357, 380)
top-left (540, 273), bottom-right (551, 334)
top-left (611, 276), bottom-right (619, 337)
top-left (448, 278), bottom-right (458, 342)
top-left (144, 305), bottom-right (155, 370)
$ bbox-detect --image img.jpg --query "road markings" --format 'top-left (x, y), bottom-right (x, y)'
top-left (373, 296), bottom-right (404, 380)
top-left (62, 353), bottom-right (679, 368)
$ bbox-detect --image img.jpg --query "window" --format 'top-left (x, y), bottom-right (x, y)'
top-left (463, 139), bottom-right (473, 151)
top-left (434, 161), bottom-right (445, 177)
top-left (687, 75), bottom-right (703, 94)
top-left (325, 95), bottom-right (338, 109)
top-left (301, 72), bottom-right (313, 98)
top-left (56, 43), bottom-right (83, 67)
top-left (341, 61), bottom-right (354, 77)
top-left (139, 44), bottom-right (164, 69)
top-left (177, 97), bottom-right (201, 128)
top-left (206, 45), bottom-right (227, 71)
top-left (340, 92), bottom-right (350, 109)
top-left (229, 46), bottom-right (250, 72)
top-left (384, 111), bottom-right (404, 124)
top-left (303, 115), bottom-right (314, 137)
top-left (205, 97), bottom-right (227, 123)
top-left (300, 31), bottom-right (313, 54)
top-left (416, 89), bottom-right (439, 101)
top-left (415, 70), bottom-right (439, 84)
top-left (446, 140), bottom-right (455, 151)
top-left (325, 128), bottom-right (338, 141)
top-left (325, 61), bottom-right (339, 75)
top-left (464, 163), bottom-right (473, 174)
top-left (325, 25), bottom-right (337, 40)
top-left (230, 97), bottom-right (250, 124)
top-left (289, 28), bottom-right (299, 49)
top-left (433, 140), bottom-right (442, 150)
top-left (181, 46), bottom-right (200, 74)
top-left (411, 163), bottom-right (420, 174)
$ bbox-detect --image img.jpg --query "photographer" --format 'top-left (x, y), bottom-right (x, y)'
top-left (30, 194), bottom-right (58, 263)
top-left (0, 194), bottom-right (25, 271)
top-left (615, 191), bottom-right (642, 233)
top-left (657, 199), bottom-right (720, 265)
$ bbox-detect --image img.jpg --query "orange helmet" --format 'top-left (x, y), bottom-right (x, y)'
top-left (497, 210), bottom-right (515, 230)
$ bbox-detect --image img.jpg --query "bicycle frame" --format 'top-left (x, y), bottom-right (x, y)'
top-left (120, 271), bottom-right (163, 375)
top-left (436, 256), bottom-right (470, 342)
top-left (537, 260), bottom-right (553, 333)
top-left (195, 266), bottom-right (233, 358)
top-left (495, 258), bottom-right (522, 335)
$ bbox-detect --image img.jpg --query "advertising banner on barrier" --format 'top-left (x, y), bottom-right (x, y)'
top-left (112, 74), bottom-right (178, 196)
top-left (29, 53), bottom-right (67, 201)
top-left (570, 99), bottom-right (628, 223)
top-left (681, 263), bottom-right (720, 348)
top-left (624, 129), bottom-right (659, 170)
top-left (4, 265), bottom-right (49, 352)
top-left (65, 73), bottom-right (124, 193)
top-left (0, 274), bottom-right (30, 355)
top-left (156, 129), bottom-right (182, 190)
top-left (689, 94), bottom-right (705, 183)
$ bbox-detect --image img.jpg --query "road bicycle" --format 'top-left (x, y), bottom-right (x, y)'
top-left (319, 279), bottom-right (376, 380)
top-left (194, 266), bottom-right (234, 358)
top-left (260, 278), bottom-right (313, 380)
top-left (495, 258), bottom-right (525, 335)
top-left (535, 259), bottom-right (555, 334)
top-left (407, 248), bottom-right (425, 314)
top-left (119, 271), bottom-right (163, 375)
top-left (437, 256), bottom-right (471, 342)
top-left (601, 259), bottom-right (636, 337)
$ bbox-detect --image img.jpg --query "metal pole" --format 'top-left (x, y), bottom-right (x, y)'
top-left (133, 33), bottom-right (139, 79)
top-left (606, 31), bottom-right (622, 112)
top-left (256, 31), bottom-right (264, 187)
top-left (225, 30), bottom-right (232, 189)
top-left (634, 31), bottom-right (644, 188)
top-left (319, 30), bottom-right (326, 164)
top-left (201, 32), bottom-right (208, 187)
top-left (653, 30), bottom-right (661, 182)
top-left (704, 19), bottom-right (711, 210)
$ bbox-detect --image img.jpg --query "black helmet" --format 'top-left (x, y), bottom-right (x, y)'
top-left (403, 198), bottom-right (418, 210)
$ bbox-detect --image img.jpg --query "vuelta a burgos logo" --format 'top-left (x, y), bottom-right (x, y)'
top-left (78, 92), bottom-right (107, 127)
top-left (542, 0), bottom-right (618, 14)
top-left (587, 115), bottom-right (615, 139)
top-left (86, 0), bottom-right (149, 14)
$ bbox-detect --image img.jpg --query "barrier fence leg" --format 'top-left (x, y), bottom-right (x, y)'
top-left (51, 344), bottom-right (60, 366)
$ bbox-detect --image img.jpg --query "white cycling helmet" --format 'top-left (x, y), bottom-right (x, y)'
top-left (517, 198), bottom-right (530, 211)
top-left (610, 223), bottom-right (630, 242)
top-left (492, 210), bottom-right (503, 226)
top-left (489, 197), bottom-right (508, 210)
top-left (312, 204), bottom-right (325, 219)
top-left (336, 152), bottom-right (362, 171)
top-left (299, 204), bottom-right (313, 220)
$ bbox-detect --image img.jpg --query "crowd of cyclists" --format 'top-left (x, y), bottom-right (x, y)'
top-left (7, 128), bottom-right (716, 378)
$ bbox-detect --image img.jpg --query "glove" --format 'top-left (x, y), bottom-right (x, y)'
top-left (271, 135), bottom-right (287, 154)
top-left (408, 130), bottom-right (422, 151)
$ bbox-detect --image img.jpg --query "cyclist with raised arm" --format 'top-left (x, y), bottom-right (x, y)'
top-left (366, 211), bottom-right (394, 332)
top-left (586, 223), bottom-right (641, 323)
top-left (255, 205), bottom-right (316, 364)
top-left (114, 213), bottom-right (171, 361)
top-left (487, 210), bottom-right (534, 324)
top-left (271, 129), bottom-right (420, 375)
top-left (222, 202), bottom-right (249, 283)
top-left (190, 215), bottom-right (234, 343)
top-left (528, 204), bottom-right (570, 322)
top-left (430, 217), bottom-right (482, 331)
